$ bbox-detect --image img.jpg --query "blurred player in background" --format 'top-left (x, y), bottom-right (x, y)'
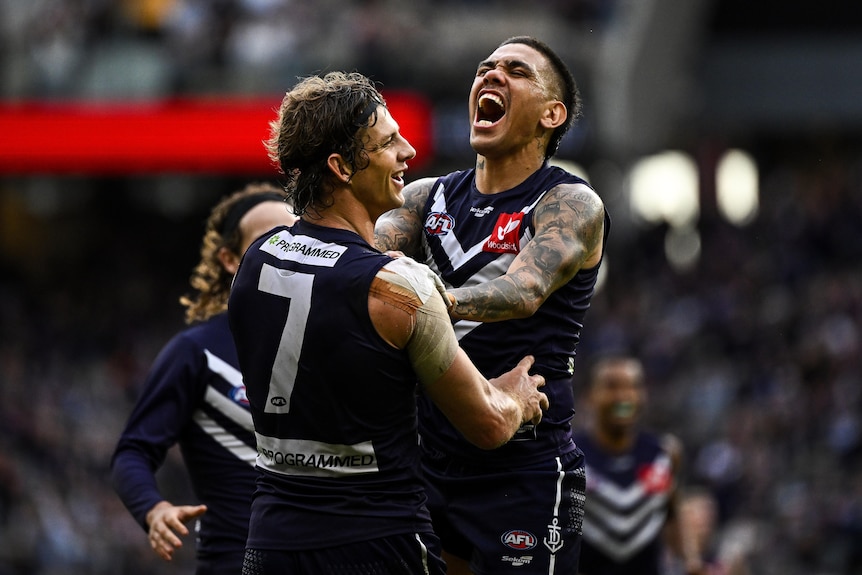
top-left (667, 489), bottom-right (753, 575)
top-left (111, 183), bottom-right (295, 575)
top-left (229, 71), bottom-right (548, 575)
top-left (573, 355), bottom-right (706, 575)
top-left (375, 35), bottom-right (607, 574)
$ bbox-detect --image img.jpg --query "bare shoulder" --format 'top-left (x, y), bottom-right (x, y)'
top-left (533, 181), bottom-right (605, 255)
top-left (537, 182), bottom-right (604, 225)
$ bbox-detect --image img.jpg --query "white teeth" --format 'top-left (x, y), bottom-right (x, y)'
top-left (480, 93), bottom-right (503, 107)
top-left (477, 120), bottom-right (494, 127)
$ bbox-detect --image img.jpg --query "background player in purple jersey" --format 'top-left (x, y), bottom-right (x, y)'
top-left (375, 36), bottom-right (606, 574)
top-left (111, 183), bottom-right (295, 575)
top-left (573, 356), bottom-right (706, 575)
top-left (229, 71), bottom-right (549, 575)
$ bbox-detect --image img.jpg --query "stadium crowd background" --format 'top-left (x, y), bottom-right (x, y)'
top-left (2, 0), bottom-right (862, 573)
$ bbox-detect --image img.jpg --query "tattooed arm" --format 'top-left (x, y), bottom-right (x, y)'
top-left (449, 183), bottom-right (606, 322)
top-left (374, 177), bottom-right (436, 258)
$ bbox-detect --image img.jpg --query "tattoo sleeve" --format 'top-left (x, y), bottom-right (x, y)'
top-left (449, 184), bottom-right (605, 322)
top-left (374, 178), bottom-right (434, 258)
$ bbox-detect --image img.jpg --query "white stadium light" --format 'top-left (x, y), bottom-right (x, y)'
top-left (716, 148), bottom-right (759, 226)
top-left (628, 150), bottom-right (699, 228)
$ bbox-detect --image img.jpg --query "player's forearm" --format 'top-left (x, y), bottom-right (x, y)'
top-left (470, 391), bottom-right (526, 450)
top-left (448, 273), bottom-right (543, 322)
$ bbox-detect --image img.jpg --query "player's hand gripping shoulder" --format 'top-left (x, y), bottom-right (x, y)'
top-left (368, 257), bottom-right (548, 449)
top-left (449, 182), bottom-right (605, 322)
top-left (374, 177), bottom-right (437, 258)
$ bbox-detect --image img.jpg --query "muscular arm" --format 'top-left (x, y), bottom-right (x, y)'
top-left (368, 258), bottom-right (548, 449)
top-left (449, 183), bottom-right (606, 321)
top-left (374, 177), bottom-right (436, 257)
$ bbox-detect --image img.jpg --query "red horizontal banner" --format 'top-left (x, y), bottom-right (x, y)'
top-left (0, 93), bottom-right (432, 175)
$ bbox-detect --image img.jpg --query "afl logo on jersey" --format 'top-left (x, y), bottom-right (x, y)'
top-left (424, 212), bottom-right (455, 236)
top-left (230, 386), bottom-right (250, 407)
top-left (501, 529), bottom-right (537, 550)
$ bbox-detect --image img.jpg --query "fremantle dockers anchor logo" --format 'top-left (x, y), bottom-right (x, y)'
top-left (544, 518), bottom-right (564, 553)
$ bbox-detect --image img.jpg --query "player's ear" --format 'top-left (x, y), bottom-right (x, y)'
top-left (327, 153), bottom-right (353, 183)
top-left (217, 246), bottom-right (241, 275)
top-left (540, 100), bottom-right (567, 130)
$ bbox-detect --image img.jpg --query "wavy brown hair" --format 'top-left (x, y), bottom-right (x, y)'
top-left (264, 71), bottom-right (386, 217)
top-left (180, 182), bottom-right (287, 324)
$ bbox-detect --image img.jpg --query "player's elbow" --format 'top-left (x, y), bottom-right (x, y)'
top-left (509, 288), bottom-right (545, 319)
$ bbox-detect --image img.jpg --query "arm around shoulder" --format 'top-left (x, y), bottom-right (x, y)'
top-left (374, 176), bottom-right (436, 256)
top-left (368, 258), bottom-right (548, 449)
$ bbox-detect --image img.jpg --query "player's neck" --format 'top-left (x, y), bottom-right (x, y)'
top-left (474, 152), bottom-right (544, 194)
top-left (307, 197), bottom-right (376, 244)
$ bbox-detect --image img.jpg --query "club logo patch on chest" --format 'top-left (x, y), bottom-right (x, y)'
top-left (424, 212), bottom-right (455, 236)
top-left (484, 212), bottom-right (523, 254)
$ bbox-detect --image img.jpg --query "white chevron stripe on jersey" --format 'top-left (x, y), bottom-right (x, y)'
top-left (429, 181), bottom-right (544, 271)
top-left (582, 510), bottom-right (666, 562)
top-left (429, 182), bottom-right (489, 268)
top-left (587, 452), bottom-right (672, 507)
top-left (204, 349), bottom-right (244, 388)
top-left (202, 349), bottom-right (254, 431)
top-left (202, 384), bottom-right (254, 431)
top-left (192, 409), bottom-right (257, 466)
top-left (583, 485), bottom-right (668, 535)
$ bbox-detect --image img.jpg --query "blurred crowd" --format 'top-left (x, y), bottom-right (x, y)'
top-left (0, 0), bottom-right (612, 101)
top-left (2, 144), bottom-right (861, 575)
top-left (579, 142), bottom-right (862, 574)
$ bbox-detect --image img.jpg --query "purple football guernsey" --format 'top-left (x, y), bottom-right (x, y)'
top-left (573, 430), bottom-right (673, 575)
top-left (111, 312), bottom-right (258, 558)
top-left (417, 164), bottom-right (610, 466)
top-left (228, 220), bottom-right (434, 551)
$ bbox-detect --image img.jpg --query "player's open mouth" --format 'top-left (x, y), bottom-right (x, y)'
top-left (476, 93), bottom-right (505, 126)
top-left (611, 402), bottom-right (636, 418)
top-left (392, 171), bottom-right (405, 184)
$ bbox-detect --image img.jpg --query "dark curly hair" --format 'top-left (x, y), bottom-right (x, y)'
top-left (500, 36), bottom-right (581, 160)
top-left (264, 71), bottom-right (386, 216)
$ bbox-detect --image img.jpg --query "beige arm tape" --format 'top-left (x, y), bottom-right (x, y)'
top-left (377, 259), bottom-right (458, 384)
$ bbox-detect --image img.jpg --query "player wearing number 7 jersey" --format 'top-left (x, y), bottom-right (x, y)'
top-left (228, 71), bottom-right (549, 575)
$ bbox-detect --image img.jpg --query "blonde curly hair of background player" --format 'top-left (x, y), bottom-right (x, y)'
top-left (180, 182), bottom-right (289, 324)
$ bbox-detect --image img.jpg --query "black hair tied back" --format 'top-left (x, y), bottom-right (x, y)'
top-left (219, 192), bottom-right (286, 237)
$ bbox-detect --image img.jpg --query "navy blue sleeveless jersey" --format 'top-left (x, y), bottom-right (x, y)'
top-left (573, 431), bottom-right (674, 575)
top-left (417, 164), bottom-right (609, 466)
top-left (111, 312), bottom-right (257, 559)
top-left (228, 219), bottom-right (434, 550)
